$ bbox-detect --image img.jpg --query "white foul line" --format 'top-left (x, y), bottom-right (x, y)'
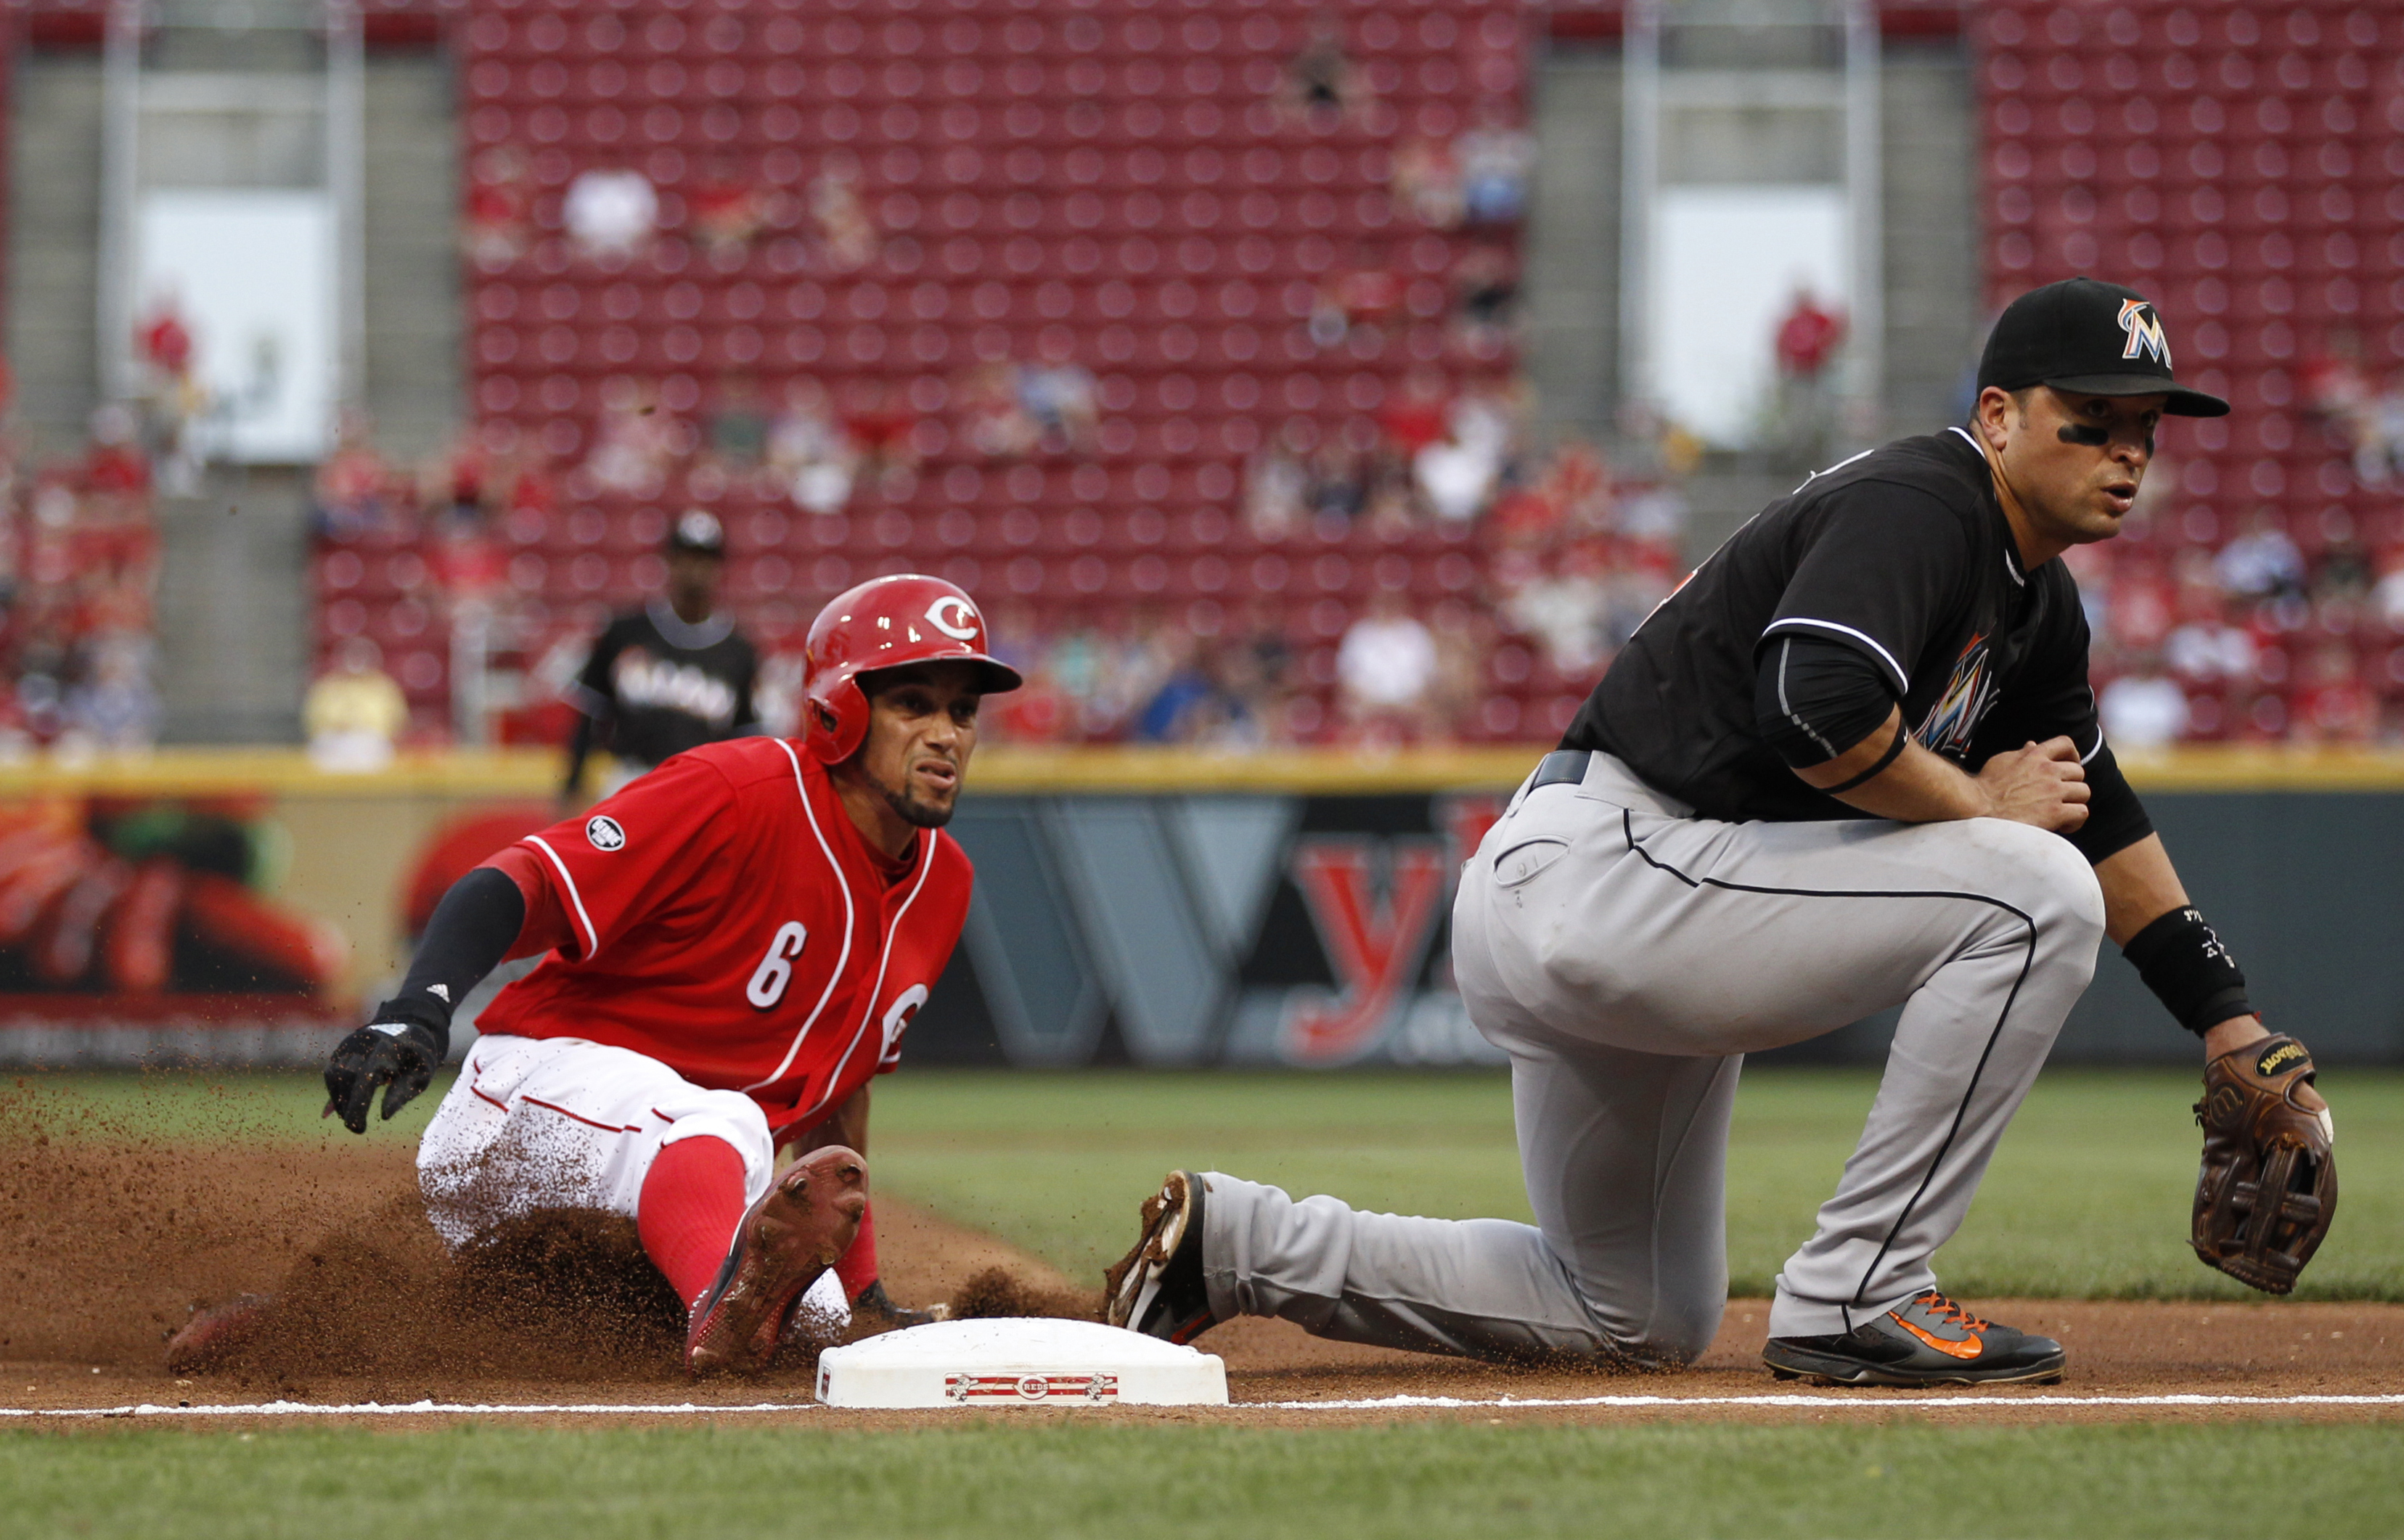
top-left (4, 1392), bottom-right (2401, 1419)
top-left (1247, 1392), bottom-right (2404, 1411)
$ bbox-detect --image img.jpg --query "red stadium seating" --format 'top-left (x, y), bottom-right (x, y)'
top-left (319, 0), bottom-right (1538, 739)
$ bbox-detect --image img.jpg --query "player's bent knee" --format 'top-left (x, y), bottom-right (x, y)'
top-left (656, 1091), bottom-right (777, 1196)
top-left (1965, 819), bottom-right (2105, 940)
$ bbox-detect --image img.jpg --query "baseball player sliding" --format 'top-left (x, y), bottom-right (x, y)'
top-left (1109, 279), bottom-right (2338, 1386)
top-left (322, 574), bottom-right (1019, 1375)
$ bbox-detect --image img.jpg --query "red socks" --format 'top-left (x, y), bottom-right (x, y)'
top-left (637, 1136), bottom-right (751, 1308)
top-left (834, 1200), bottom-right (879, 1301)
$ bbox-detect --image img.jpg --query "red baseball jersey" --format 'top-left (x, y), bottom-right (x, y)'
top-left (473, 737), bottom-right (973, 1136)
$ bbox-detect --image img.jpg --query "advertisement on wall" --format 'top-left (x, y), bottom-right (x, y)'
top-left (917, 791), bottom-right (1510, 1068)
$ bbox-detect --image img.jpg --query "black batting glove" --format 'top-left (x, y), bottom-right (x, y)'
top-left (324, 996), bottom-right (451, 1134)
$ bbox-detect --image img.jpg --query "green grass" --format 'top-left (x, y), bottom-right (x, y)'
top-left (15, 1065), bottom-right (2402, 1301)
top-left (4, 1422), bottom-right (2400, 1539)
top-left (866, 1067), bottom-right (2404, 1302)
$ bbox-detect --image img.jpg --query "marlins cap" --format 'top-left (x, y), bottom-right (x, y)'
top-left (667, 508), bottom-right (727, 555)
top-left (1976, 277), bottom-right (2229, 417)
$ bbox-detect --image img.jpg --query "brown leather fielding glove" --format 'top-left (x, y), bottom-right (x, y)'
top-left (2193, 1034), bottom-right (2336, 1294)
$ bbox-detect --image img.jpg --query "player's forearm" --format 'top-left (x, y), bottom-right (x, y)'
top-left (385, 868), bottom-right (529, 1033)
top-left (1794, 708), bottom-right (1987, 822)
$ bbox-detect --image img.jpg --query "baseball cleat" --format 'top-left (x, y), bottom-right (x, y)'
top-left (685, 1144), bottom-right (869, 1377)
top-left (1103, 1170), bottom-right (1217, 1344)
top-left (1762, 1290), bottom-right (2065, 1386)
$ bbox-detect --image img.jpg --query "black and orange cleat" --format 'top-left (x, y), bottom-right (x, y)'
top-left (685, 1144), bottom-right (868, 1377)
top-left (1762, 1290), bottom-right (2065, 1386)
top-left (1103, 1170), bottom-right (1218, 1346)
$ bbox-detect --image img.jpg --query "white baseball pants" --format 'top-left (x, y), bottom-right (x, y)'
top-left (416, 1033), bottom-right (849, 1321)
top-left (1201, 751), bottom-right (2104, 1364)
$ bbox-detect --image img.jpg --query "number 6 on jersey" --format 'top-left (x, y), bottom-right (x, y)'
top-left (745, 922), bottom-right (809, 1008)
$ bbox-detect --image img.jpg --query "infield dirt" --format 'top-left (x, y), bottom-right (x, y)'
top-left (4, 1129), bottom-right (2397, 1424)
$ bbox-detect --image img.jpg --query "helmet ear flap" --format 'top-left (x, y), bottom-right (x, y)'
top-left (805, 679), bottom-right (870, 763)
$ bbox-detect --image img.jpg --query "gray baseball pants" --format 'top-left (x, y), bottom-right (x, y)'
top-left (1200, 751), bottom-right (2104, 1365)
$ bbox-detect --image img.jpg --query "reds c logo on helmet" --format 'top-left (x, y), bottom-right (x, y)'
top-left (801, 574), bottom-right (1023, 762)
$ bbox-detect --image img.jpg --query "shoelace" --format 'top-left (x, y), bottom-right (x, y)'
top-left (1913, 1290), bottom-right (1990, 1332)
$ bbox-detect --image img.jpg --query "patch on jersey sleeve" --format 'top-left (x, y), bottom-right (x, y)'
top-left (585, 815), bottom-right (627, 851)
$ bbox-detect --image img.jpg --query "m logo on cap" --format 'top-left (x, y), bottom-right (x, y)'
top-left (924, 595), bottom-right (981, 641)
top-left (2117, 298), bottom-right (2171, 366)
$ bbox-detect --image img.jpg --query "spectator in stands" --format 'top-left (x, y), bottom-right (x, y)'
top-left (1457, 114), bottom-right (1536, 226)
top-left (1244, 433), bottom-right (1310, 540)
top-left (2098, 656), bottom-right (2188, 750)
top-left (2300, 328), bottom-right (2387, 485)
top-left (1333, 251), bottom-right (1404, 343)
top-left (1414, 390), bottom-right (1514, 523)
top-left (563, 509), bottom-right (759, 802)
top-left (1285, 16), bottom-right (1365, 126)
top-left (83, 405), bottom-right (149, 508)
top-left (1428, 601), bottom-right (1494, 741)
top-left (584, 377), bottom-right (679, 497)
top-left (1018, 345), bottom-right (1100, 454)
top-left (1381, 372), bottom-right (1453, 461)
top-left (706, 375), bottom-right (770, 469)
top-left (1768, 286), bottom-right (1847, 467)
top-left (1307, 444), bottom-right (1367, 525)
top-left (690, 156), bottom-right (763, 262)
top-left (1336, 587), bottom-right (1438, 743)
top-left (312, 409), bottom-right (391, 540)
top-left (2294, 643), bottom-right (2375, 745)
top-left (563, 168), bottom-right (658, 261)
top-left (839, 378), bottom-right (920, 483)
top-left (809, 157), bottom-right (878, 272)
top-left (134, 292), bottom-right (205, 496)
top-left (1502, 539), bottom-right (1612, 679)
top-left (1452, 247), bottom-right (1519, 354)
top-left (769, 380), bottom-right (859, 515)
top-left (960, 364), bottom-right (1039, 459)
top-left (60, 636), bottom-right (158, 755)
top-left (2372, 546), bottom-right (2404, 631)
top-left (2164, 592), bottom-right (2258, 687)
top-left (464, 145), bottom-right (533, 268)
top-left (305, 637), bottom-right (411, 772)
top-left (1392, 136), bottom-right (1465, 229)
top-left (1135, 636), bottom-right (1248, 745)
top-left (2214, 511), bottom-right (2307, 602)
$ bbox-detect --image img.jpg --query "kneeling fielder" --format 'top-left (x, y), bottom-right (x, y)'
top-left (323, 575), bottom-right (1020, 1375)
top-left (1108, 279), bottom-right (2338, 1385)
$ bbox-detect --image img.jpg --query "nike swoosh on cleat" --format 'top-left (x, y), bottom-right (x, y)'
top-left (1892, 1316), bottom-right (1985, 1360)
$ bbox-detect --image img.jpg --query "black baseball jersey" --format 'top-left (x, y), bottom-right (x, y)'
top-left (568, 600), bottom-right (760, 769)
top-left (1565, 427), bottom-right (2142, 850)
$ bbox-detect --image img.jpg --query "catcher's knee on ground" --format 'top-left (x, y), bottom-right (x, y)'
top-left (416, 1033), bottom-right (776, 1248)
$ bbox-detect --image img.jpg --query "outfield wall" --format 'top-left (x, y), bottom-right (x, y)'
top-left (0, 746), bottom-right (2396, 1067)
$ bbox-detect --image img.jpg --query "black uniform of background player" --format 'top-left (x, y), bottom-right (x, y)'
top-left (563, 509), bottom-right (759, 797)
top-left (1563, 424), bottom-right (2154, 867)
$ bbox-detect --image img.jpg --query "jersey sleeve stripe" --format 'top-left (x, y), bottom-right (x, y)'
top-left (798, 829), bottom-right (941, 1127)
top-left (1775, 638), bottom-right (1840, 761)
top-left (524, 835), bottom-right (602, 959)
top-left (2081, 726), bottom-right (2105, 765)
top-left (743, 739), bottom-right (858, 1094)
top-left (1759, 618), bottom-right (1910, 694)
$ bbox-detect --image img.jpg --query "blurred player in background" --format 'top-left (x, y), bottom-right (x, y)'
top-left (562, 509), bottom-right (759, 802)
top-left (309, 575), bottom-right (1018, 1375)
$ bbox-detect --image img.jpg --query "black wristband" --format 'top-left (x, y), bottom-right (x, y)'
top-left (1821, 723), bottom-right (1910, 795)
top-left (2121, 906), bottom-right (2252, 1036)
top-left (364, 994), bottom-right (453, 1060)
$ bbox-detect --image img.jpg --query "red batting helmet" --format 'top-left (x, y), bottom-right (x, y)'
top-left (801, 574), bottom-right (1023, 762)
